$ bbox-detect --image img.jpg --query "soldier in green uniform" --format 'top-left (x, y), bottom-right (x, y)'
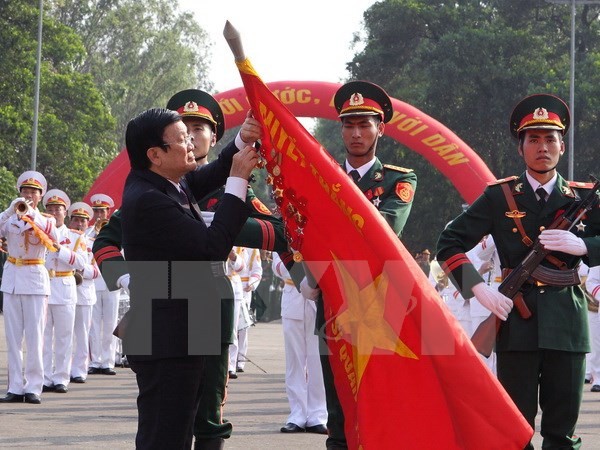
top-left (94, 89), bottom-right (297, 450)
top-left (437, 94), bottom-right (600, 449)
top-left (299, 81), bottom-right (417, 447)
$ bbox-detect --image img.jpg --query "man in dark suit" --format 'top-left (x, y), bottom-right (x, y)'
top-left (437, 94), bottom-right (600, 448)
top-left (120, 107), bottom-right (259, 449)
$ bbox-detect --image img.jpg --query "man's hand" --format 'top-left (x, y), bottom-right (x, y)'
top-left (539, 229), bottom-right (587, 256)
top-left (472, 282), bottom-right (513, 321)
top-left (239, 110), bottom-right (262, 144)
top-left (229, 145), bottom-right (259, 180)
top-left (300, 276), bottom-right (320, 301)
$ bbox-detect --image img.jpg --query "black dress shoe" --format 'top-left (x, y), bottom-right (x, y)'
top-left (70, 376), bottom-right (86, 383)
top-left (306, 424), bottom-right (328, 434)
top-left (0, 392), bottom-right (24, 403)
top-left (42, 384), bottom-right (55, 393)
top-left (228, 371), bottom-right (238, 379)
top-left (236, 366), bottom-right (244, 373)
top-left (101, 368), bottom-right (116, 375)
top-left (54, 384), bottom-right (68, 393)
top-left (24, 393), bottom-right (41, 404)
top-left (87, 367), bottom-right (102, 375)
top-left (280, 422), bottom-right (305, 433)
top-left (592, 384), bottom-right (600, 392)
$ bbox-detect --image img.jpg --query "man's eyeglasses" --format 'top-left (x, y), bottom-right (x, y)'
top-left (161, 135), bottom-right (194, 148)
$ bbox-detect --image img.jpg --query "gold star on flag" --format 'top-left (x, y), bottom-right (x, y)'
top-left (333, 259), bottom-right (417, 391)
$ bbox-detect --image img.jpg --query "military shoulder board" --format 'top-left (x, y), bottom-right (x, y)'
top-left (567, 181), bottom-right (595, 189)
top-left (487, 175), bottom-right (518, 186)
top-left (383, 164), bottom-right (413, 173)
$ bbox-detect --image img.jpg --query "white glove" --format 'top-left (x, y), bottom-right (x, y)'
top-left (300, 276), bottom-right (320, 301)
top-left (472, 282), bottom-right (513, 321)
top-left (201, 211), bottom-right (215, 227)
top-left (539, 229), bottom-right (587, 256)
top-left (1, 197), bottom-right (27, 222)
top-left (117, 273), bottom-right (130, 295)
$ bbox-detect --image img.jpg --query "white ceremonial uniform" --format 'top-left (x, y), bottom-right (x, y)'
top-left (466, 235), bottom-right (499, 374)
top-left (429, 259), bottom-right (472, 334)
top-left (585, 265), bottom-right (600, 388)
top-left (236, 247), bottom-right (262, 371)
top-left (71, 238), bottom-right (99, 379)
top-left (85, 226), bottom-right (120, 371)
top-left (227, 247), bottom-right (245, 374)
top-left (0, 209), bottom-right (56, 396)
top-left (43, 225), bottom-right (87, 387)
top-left (272, 252), bottom-right (327, 428)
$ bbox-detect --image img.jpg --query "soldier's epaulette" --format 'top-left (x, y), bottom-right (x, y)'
top-left (487, 176), bottom-right (518, 186)
top-left (383, 164), bottom-right (413, 173)
top-left (568, 181), bottom-right (595, 189)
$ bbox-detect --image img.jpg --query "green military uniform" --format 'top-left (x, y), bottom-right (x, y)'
top-left (437, 93), bottom-right (600, 449)
top-left (316, 159), bottom-right (416, 448)
top-left (317, 80), bottom-right (417, 449)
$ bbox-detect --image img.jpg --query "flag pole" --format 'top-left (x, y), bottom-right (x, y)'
top-left (223, 21), bottom-right (246, 62)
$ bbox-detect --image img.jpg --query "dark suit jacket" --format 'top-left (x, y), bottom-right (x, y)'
top-left (121, 140), bottom-right (251, 360)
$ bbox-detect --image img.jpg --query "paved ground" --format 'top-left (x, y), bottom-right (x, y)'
top-left (0, 314), bottom-right (598, 449)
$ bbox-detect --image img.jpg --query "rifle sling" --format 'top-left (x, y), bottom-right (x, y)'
top-left (501, 183), bottom-right (568, 270)
top-left (501, 183), bottom-right (533, 247)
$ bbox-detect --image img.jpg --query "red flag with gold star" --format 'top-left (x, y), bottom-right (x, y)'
top-left (234, 58), bottom-right (532, 449)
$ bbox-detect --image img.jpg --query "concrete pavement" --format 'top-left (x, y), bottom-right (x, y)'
top-left (0, 314), bottom-right (599, 448)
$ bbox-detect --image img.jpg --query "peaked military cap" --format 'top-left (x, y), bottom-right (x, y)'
top-left (166, 89), bottom-right (225, 142)
top-left (90, 193), bottom-right (114, 210)
top-left (510, 93), bottom-right (570, 139)
top-left (68, 201), bottom-right (94, 220)
top-left (334, 80), bottom-right (393, 123)
top-left (43, 189), bottom-right (71, 209)
top-left (17, 170), bottom-right (47, 195)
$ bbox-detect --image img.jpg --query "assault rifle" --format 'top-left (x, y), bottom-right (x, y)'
top-left (471, 176), bottom-right (600, 357)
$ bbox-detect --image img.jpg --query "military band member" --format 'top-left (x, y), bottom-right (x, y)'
top-left (273, 251), bottom-right (327, 435)
top-left (68, 202), bottom-right (99, 383)
top-left (42, 189), bottom-right (88, 393)
top-left (0, 171), bottom-right (57, 404)
top-left (226, 247), bottom-right (245, 380)
top-left (234, 247), bottom-right (262, 373)
top-left (303, 81), bottom-right (417, 448)
top-left (437, 94), bottom-right (600, 448)
top-left (86, 193), bottom-right (120, 376)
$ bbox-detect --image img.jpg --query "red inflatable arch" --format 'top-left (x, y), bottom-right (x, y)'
top-left (84, 81), bottom-right (494, 208)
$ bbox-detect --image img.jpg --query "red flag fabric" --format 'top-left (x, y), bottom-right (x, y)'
top-left (235, 58), bottom-right (532, 449)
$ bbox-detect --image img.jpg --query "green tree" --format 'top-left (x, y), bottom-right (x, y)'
top-left (0, 0), bottom-right (116, 203)
top-left (48, 0), bottom-right (213, 148)
top-left (316, 0), bottom-right (600, 253)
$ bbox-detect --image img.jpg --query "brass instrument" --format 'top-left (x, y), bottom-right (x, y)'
top-left (94, 218), bottom-right (109, 233)
top-left (14, 199), bottom-right (32, 217)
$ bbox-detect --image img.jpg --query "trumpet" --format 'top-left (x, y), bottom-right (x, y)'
top-left (14, 199), bottom-right (32, 217)
top-left (94, 218), bottom-right (109, 233)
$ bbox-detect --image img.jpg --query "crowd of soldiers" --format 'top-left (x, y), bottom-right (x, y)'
top-left (0, 174), bottom-right (122, 404)
top-left (0, 83), bottom-right (599, 450)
